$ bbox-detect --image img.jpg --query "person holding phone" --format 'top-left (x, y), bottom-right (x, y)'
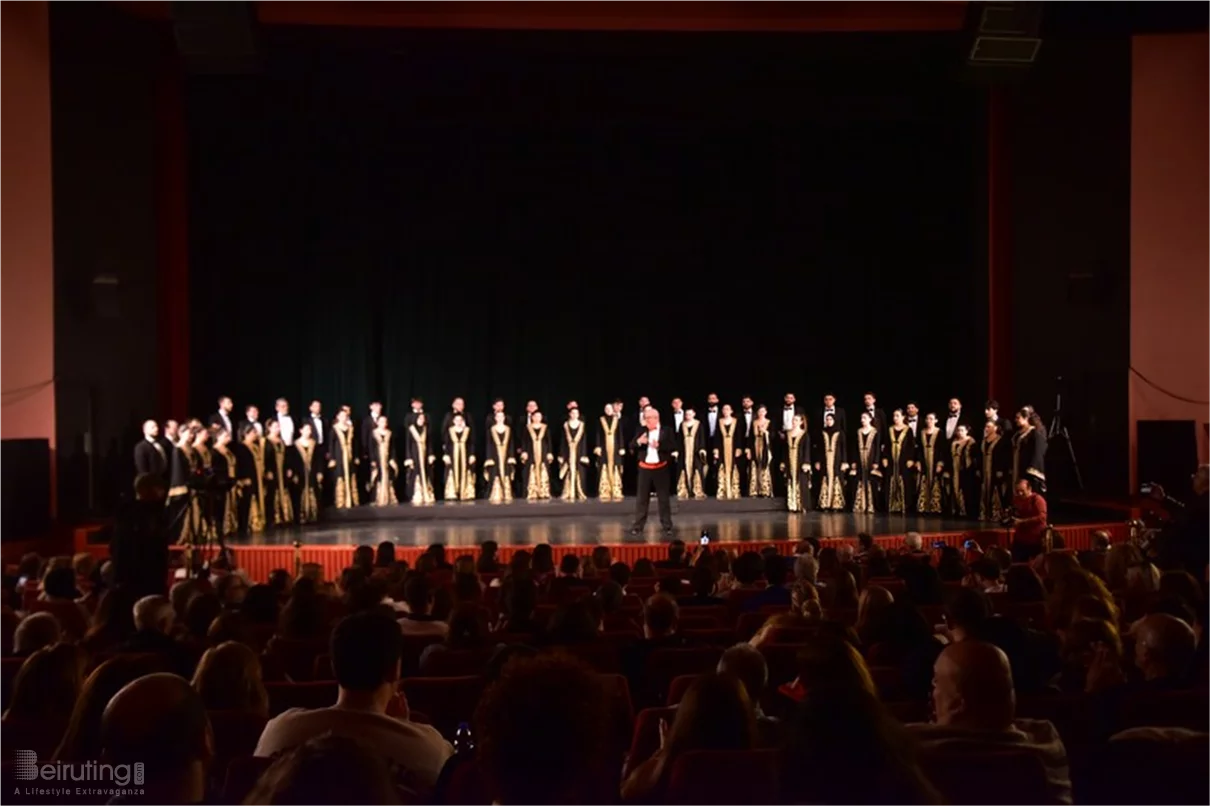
top-left (629, 408), bottom-right (677, 537)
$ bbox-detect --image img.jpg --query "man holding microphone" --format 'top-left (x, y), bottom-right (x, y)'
top-left (630, 407), bottom-right (677, 538)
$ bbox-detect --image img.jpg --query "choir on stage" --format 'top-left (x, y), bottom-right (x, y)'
top-left (133, 391), bottom-right (1048, 539)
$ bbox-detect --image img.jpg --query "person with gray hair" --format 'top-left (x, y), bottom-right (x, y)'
top-left (717, 643), bottom-right (781, 745)
top-left (794, 554), bottom-right (819, 585)
top-left (12, 611), bottom-right (61, 656)
top-left (904, 532), bottom-right (924, 552)
top-left (115, 595), bottom-right (194, 677)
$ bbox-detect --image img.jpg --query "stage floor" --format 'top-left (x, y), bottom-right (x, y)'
top-left (232, 496), bottom-right (1027, 549)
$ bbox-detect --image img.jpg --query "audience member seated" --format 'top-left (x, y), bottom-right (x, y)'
top-left (215, 572), bottom-right (249, 611)
top-left (170, 578), bottom-right (206, 622)
top-left (899, 561), bottom-right (945, 605)
top-left (968, 558), bottom-right (1007, 594)
top-left (476, 654), bottom-right (611, 804)
top-left (13, 611), bottom-right (61, 656)
top-left (548, 554), bottom-right (592, 600)
top-left (420, 605), bottom-right (497, 672)
top-left (255, 611), bottom-right (453, 796)
top-left (397, 576), bottom-right (448, 638)
top-left (276, 582), bottom-right (327, 641)
top-left (608, 561), bottom-right (632, 592)
top-left (621, 672), bottom-right (756, 803)
top-left (678, 565), bottom-right (727, 608)
top-left (855, 586), bottom-right (894, 646)
top-left (241, 584), bottom-right (280, 628)
top-left (56, 653), bottom-right (166, 762)
top-left (623, 594), bottom-right (688, 690)
top-left (908, 641), bottom-right (1072, 804)
top-left (656, 574), bottom-right (686, 598)
top-left (596, 581), bottom-right (639, 631)
top-left (830, 568), bottom-right (860, 610)
top-left (191, 641), bottom-right (269, 716)
top-left (1052, 618), bottom-right (1122, 694)
top-left (903, 531), bottom-right (925, 554)
top-left (793, 553), bottom-right (819, 588)
top-left (782, 685), bottom-right (941, 804)
top-left (655, 539), bottom-right (689, 569)
top-left (1006, 564), bottom-right (1048, 603)
top-left (866, 545), bottom-right (894, 578)
top-left (779, 634), bottom-right (877, 708)
top-left (632, 557), bottom-right (657, 580)
top-left (544, 600), bottom-right (600, 645)
top-left (1048, 570), bottom-right (1119, 631)
top-left (99, 673), bottom-right (212, 804)
top-left (944, 587), bottom-right (993, 643)
top-left (531, 543), bottom-right (555, 580)
top-left (374, 541), bottom-right (396, 571)
top-left (494, 578), bottom-right (540, 635)
top-left (717, 643), bottom-right (782, 746)
top-left (183, 592), bottom-right (223, 645)
top-left (588, 546), bottom-right (612, 576)
top-left (864, 600), bottom-right (944, 700)
top-left (115, 595), bottom-right (195, 677)
top-left (730, 552), bottom-right (764, 590)
top-left (936, 547), bottom-right (968, 583)
top-left (741, 555), bottom-right (791, 612)
top-left (247, 733), bottom-right (402, 805)
top-left (81, 586), bottom-right (139, 654)
top-left (476, 540), bottom-right (502, 575)
top-left (267, 568), bottom-right (293, 598)
top-left (2, 643), bottom-right (85, 755)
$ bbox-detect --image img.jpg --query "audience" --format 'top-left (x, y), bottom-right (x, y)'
top-left (116, 594), bottom-right (194, 676)
top-left (717, 643), bottom-right (782, 745)
top-left (476, 540), bottom-right (501, 574)
top-left (254, 611), bottom-right (453, 795)
top-left (743, 554), bottom-right (792, 612)
top-left (13, 611), bottom-right (62, 656)
top-left (247, 733), bottom-right (402, 805)
top-left (56, 654), bottom-right (166, 762)
top-left (679, 564), bottom-right (727, 607)
top-left (397, 576), bottom-right (448, 637)
top-left (191, 641), bottom-right (269, 715)
top-left (654, 539), bottom-right (688, 569)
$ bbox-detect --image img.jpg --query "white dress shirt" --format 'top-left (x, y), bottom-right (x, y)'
top-left (945, 413), bottom-right (960, 439)
top-left (744, 410), bottom-right (753, 436)
top-left (782, 407), bottom-right (795, 432)
top-left (217, 410), bottom-right (233, 434)
top-left (907, 416), bottom-right (919, 436)
top-left (645, 429), bottom-right (661, 464)
top-left (311, 414), bottom-right (324, 444)
top-left (673, 410), bottom-right (684, 431)
top-left (278, 413), bottom-right (295, 445)
top-left (823, 407), bottom-right (836, 424)
top-left (707, 408), bottom-right (718, 436)
top-left (247, 418), bottom-right (264, 436)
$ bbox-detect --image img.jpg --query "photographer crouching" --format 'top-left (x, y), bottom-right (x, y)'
top-left (1146, 464), bottom-right (1210, 576)
top-left (1008, 477), bottom-right (1048, 563)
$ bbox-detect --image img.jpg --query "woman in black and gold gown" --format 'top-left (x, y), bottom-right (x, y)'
top-left (443, 413), bottom-right (477, 502)
top-left (518, 411), bottom-right (554, 501)
top-left (211, 428), bottom-right (241, 538)
top-left (782, 414), bottom-right (812, 513)
top-left (748, 405), bottom-right (775, 498)
top-left (236, 424), bottom-right (267, 534)
top-left (404, 413), bottom-right (436, 505)
top-left (595, 403), bottom-right (625, 502)
top-left (915, 413), bottom-right (945, 515)
top-left (978, 420), bottom-right (1010, 521)
top-left (291, 422), bottom-right (322, 524)
top-left (558, 408), bottom-right (590, 502)
top-left (945, 423), bottom-right (978, 518)
top-left (190, 427), bottom-right (215, 545)
top-left (168, 427), bottom-right (196, 544)
top-left (263, 420), bottom-right (294, 527)
top-left (883, 409), bottom-right (917, 515)
top-left (329, 410), bottom-right (360, 509)
top-left (712, 404), bottom-right (744, 501)
top-left (851, 411), bottom-right (883, 514)
top-left (815, 412), bottom-right (847, 511)
top-left (484, 410), bottom-right (516, 504)
top-left (369, 416), bottom-right (399, 507)
top-left (677, 409), bottom-right (708, 500)
top-left (1011, 407), bottom-right (1048, 493)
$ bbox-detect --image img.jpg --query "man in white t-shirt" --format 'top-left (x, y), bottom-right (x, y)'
top-left (255, 612), bottom-right (453, 797)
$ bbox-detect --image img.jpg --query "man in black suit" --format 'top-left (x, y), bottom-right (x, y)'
top-left (207, 396), bottom-right (235, 436)
top-left (483, 398), bottom-right (510, 435)
top-left (440, 396), bottom-right (469, 435)
top-left (306, 399), bottom-right (326, 448)
top-left (861, 392), bottom-right (887, 435)
top-left (905, 401), bottom-right (922, 437)
top-left (778, 393), bottom-right (806, 439)
top-left (360, 401), bottom-right (383, 491)
top-left (134, 419), bottom-right (168, 480)
top-left (821, 394), bottom-right (846, 435)
top-left (630, 407), bottom-right (676, 537)
top-left (158, 419), bottom-right (179, 459)
top-left (944, 397), bottom-right (971, 444)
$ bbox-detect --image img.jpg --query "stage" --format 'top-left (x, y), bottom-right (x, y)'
top-left (132, 496), bottom-right (1130, 583)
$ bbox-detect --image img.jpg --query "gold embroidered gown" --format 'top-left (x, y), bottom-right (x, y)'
top-left (404, 425), bottom-right (436, 505)
top-left (783, 429), bottom-right (811, 513)
top-left (712, 419), bottom-right (743, 500)
top-left (370, 429), bottom-right (399, 507)
top-left (979, 432), bottom-right (1009, 521)
top-left (291, 440), bottom-right (321, 523)
top-left (947, 436), bottom-right (977, 518)
top-left (916, 430), bottom-right (944, 515)
top-left (884, 426), bottom-right (916, 514)
top-left (1011, 425), bottom-right (1048, 491)
top-left (443, 426), bottom-right (476, 501)
top-left (595, 415), bottom-right (624, 502)
top-left (748, 422), bottom-right (774, 498)
top-left (558, 420), bottom-right (589, 502)
top-left (851, 427), bottom-right (882, 514)
top-left (212, 444), bottom-right (241, 537)
top-left (816, 427), bottom-right (847, 511)
top-left (519, 423), bottom-right (553, 501)
top-left (168, 443), bottom-right (196, 544)
top-left (189, 445), bottom-right (216, 544)
top-left (677, 420), bottom-right (707, 500)
top-left (329, 423), bottom-right (360, 508)
top-left (485, 424), bottom-right (515, 504)
top-left (237, 438), bottom-right (267, 533)
top-left (264, 436), bottom-right (295, 526)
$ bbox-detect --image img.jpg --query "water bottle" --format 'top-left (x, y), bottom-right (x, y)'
top-left (453, 721), bottom-right (475, 754)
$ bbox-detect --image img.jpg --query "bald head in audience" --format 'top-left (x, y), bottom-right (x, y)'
top-left (101, 673), bottom-right (212, 804)
top-left (1132, 613), bottom-right (1197, 683)
top-left (13, 612), bottom-right (61, 656)
top-left (133, 595), bottom-right (175, 634)
top-left (931, 640), bottom-right (1016, 732)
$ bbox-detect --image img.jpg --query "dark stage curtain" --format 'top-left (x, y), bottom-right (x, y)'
top-left (187, 31), bottom-right (986, 423)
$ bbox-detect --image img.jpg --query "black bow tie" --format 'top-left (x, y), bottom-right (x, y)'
top-left (948, 414), bottom-right (959, 419)
top-left (908, 417), bottom-right (918, 422)
top-left (709, 408), bottom-right (717, 412)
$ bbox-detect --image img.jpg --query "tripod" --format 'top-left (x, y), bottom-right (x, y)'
top-left (1048, 376), bottom-right (1085, 492)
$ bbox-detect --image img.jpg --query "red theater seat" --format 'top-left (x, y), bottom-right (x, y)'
top-left (665, 749), bottom-right (780, 804)
top-left (624, 706), bottom-right (678, 779)
top-left (401, 676), bottom-right (486, 738)
top-left (666, 673), bottom-right (701, 706)
top-left (643, 647), bottom-right (724, 704)
top-left (919, 748), bottom-right (1050, 805)
top-left (223, 755), bottom-right (273, 804)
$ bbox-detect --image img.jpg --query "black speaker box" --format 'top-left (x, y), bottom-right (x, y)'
top-left (1, 439), bottom-right (52, 540)
top-left (1136, 419), bottom-right (1198, 497)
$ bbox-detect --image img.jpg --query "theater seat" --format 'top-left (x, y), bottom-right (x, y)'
top-left (1078, 731), bottom-right (1209, 805)
top-left (666, 674), bottom-right (701, 706)
top-left (262, 637), bottom-right (329, 682)
top-left (624, 706), bottom-right (678, 779)
top-left (206, 710), bottom-right (268, 781)
top-left (27, 600), bottom-right (88, 640)
top-left (223, 755), bottom-right (274, 804)
top-left (400, 676), bottom-right (486, 738)
top-left (665, 749), bottom-right (780, 805)
top-left (643, 647), bottom-right (723, 704)
top-left (918, 748), bottom-right (1050, 805)
top-left (0, 657), bottom-right (25, 711)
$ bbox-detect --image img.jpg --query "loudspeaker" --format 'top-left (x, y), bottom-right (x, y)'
top-left (1137, 420), bottom-right (1198, 497)
top-left (170, 1), bottom-right (260, 75)
top-left (1, 439), bottom-right (52, 540)
top-left (962, 2), bottom-right (1043, 82)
